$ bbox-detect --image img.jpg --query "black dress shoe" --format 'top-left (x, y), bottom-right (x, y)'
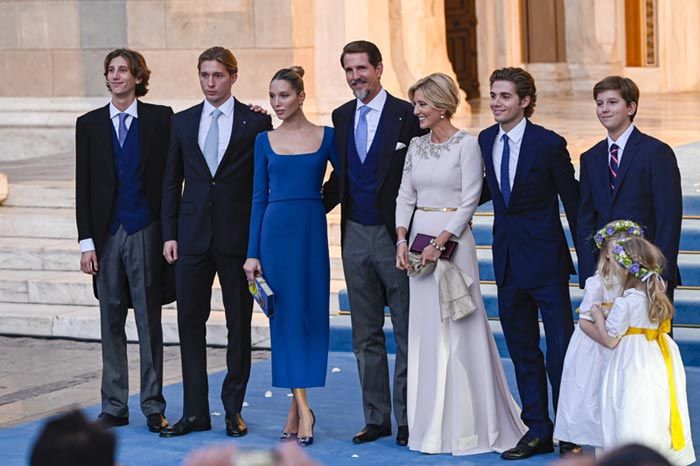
top-left (159, 416), bottom-right (211, 437)
top-left (352, 424), bottom-right (392, 444)
top-left (559, 441), bottom-right (583, 457)
top-left (395, 425), bottom-right (409, 446)
top-left (96, 413), bottom-right (129, 429)
top-left (146, 413), bottom-right (168, 433)
top-left (501, 436), bottom-right (554, 460)
top-left (226, 413), bottom-right (248, 437)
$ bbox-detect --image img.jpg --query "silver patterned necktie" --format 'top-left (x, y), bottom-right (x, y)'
top-left (203, 109), bottom-right (223, 176)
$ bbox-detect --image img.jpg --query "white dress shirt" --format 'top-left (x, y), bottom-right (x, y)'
top-left (607, 123), bottom-right (635, 164)
top-left (492, 116), bottom-right (527, 191)
top-left (198, 96), bottom-right (235, 164)
top-left (354, 88), bottom-right (387, 151)
top-left (79, 99), bottom-right (139, 253)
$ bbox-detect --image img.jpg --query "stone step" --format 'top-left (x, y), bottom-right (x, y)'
top-left (3, 181), bottom-right (74, 208)
top-left (0, 206), bottom-right (76, 239)
top-left (0, 237), bottom-right (346, 280)
top-left (0, 302), bottom-right (271, 348)
top-left (338, 284), bottom-right (700, 327)
top-left (0, 269), bottom-right (344, 313)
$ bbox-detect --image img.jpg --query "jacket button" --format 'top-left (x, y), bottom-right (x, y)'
top-left (211, 181), bottom-right (216, 186)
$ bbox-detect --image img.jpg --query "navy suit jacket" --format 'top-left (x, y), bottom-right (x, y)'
top-left (479, 120), bottom-right (579, 288)
top-left (322, 92), bottom-right (424, 243)
top-left (161, 99), bottom-right (272, 256)
top-left (577, 127), bottom-right (682, 286)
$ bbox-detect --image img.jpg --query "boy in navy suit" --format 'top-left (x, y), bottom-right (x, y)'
top-left (478, 67), bottom-right (579, 459)
top-left (577, 76), bottom-right (682, 297)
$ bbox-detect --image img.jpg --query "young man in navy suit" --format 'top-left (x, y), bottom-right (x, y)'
top-left (577, 76), bottom-right (682, 297)
top-left (322, 40), bottom-right (424, 446)
top-left (160, 46), bottom-right (272, 438)
top-left (75, 49), bottom-right (173, 432)
top-left (478, 67), bottom-right (579, 459)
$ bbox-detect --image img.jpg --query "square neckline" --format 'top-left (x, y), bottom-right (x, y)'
top-left (265, 126), bottom-right (329, 156)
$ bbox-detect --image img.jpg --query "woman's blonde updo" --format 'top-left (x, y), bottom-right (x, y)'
top-left (271, 66), bottom-right (305, 94)
top-left (408, 73), bottom-right (460, 117)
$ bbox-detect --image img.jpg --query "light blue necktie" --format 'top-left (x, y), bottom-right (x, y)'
top-left (355, 106), bottom-right (372, 163)
top-left (203, 109), bottom-right (223, 176)
top-left (117, 113), bottom-right (129, 147)
top-left (500, 134), bottom-right (511, 206)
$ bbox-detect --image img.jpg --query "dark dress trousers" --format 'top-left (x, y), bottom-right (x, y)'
top-left (161, 99), bottom-right (272, 419)
top-left (577, 127), bottom-right (683, 288)
top-left (75, 101), bottom-right (174, 418)
top-left (322, 92), bottom-right (425, 428)
top-left (478, 120), bottom-right (579, 441)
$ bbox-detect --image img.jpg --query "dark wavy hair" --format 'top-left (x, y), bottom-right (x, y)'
top-left (340, 40), bottom-right (383, 68)
top-left (103, 48), bottom-right (151, 97)
top-left (489, 67), bottom-right (537, 118)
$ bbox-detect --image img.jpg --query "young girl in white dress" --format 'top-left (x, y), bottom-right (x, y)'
top-left (554, 220), bottom-right (642, 451)
top-left (582, 237), bottom-right (695, 466)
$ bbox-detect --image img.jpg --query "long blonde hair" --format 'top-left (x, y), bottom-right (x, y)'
top-left (612, 237), bottom-right (674, 322)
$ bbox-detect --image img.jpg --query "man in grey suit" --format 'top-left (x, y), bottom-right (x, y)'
top-left (75, 49), bottom-right (173, 432)
top-left (323, 40), bottom-right (424, 446)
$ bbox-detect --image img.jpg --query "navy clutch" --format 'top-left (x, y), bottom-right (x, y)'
top-left (248, 276), bottom-right (275, 318)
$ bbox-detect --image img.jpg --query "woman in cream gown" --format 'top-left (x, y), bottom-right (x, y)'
top-left (395, 73), bottom-right (526, 455)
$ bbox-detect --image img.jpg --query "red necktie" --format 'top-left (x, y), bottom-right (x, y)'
top-left (609, 143), bottom-right (620, 191)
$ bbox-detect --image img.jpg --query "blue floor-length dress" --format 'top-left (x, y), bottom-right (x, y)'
top-left (247, 126), bottom-right (336, 388)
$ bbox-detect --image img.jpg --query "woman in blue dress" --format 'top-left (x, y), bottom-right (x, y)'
top-left (244, 66), bottom-right (336, 447)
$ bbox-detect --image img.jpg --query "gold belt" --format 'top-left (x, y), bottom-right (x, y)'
top-left (416, 206), bottom-right (457, 212)
top-left (625, 319), bottom-right (685, 451)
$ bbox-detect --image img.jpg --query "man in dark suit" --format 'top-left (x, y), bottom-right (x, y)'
top-left (322, 40), bottom-right (424, 446)
top-left (160, 46), bottom-right (272, 438)
top-left (478, 67), bottom-right (579, 459)
top-left (577, 76), bottom-right (682, 296)
top-left (75, 48), bottom-right (173, 432)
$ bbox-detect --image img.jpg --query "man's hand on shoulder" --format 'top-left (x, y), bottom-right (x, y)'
top-left (80, 251), bottom-right (98, 275)
top-left (248, 104), bottom-right (269, 115)
top-left (163, 240), bottom-right (178, 264)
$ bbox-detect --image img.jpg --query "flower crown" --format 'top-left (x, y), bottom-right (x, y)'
top-left (611, 239), bottom-right (662, 279)
top-left (594, 220), bottom-right (643, 249)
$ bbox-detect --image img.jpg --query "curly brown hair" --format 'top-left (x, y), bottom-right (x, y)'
top-left (489, 67), bottom-right (537, 118)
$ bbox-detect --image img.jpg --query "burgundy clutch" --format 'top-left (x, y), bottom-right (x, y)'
top-left (409, 233), bottom-right (458, 260)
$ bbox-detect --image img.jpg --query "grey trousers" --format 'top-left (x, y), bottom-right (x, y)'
top-left (96, 222), bottom-right (165, 418)
top-left (342, 220), bottom-right (410, 427)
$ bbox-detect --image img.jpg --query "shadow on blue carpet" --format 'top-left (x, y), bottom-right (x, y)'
top-left (2, 353), bottom-right (698, 466)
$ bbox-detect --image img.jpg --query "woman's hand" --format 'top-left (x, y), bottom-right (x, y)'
top-left (396, 242), bottom-right (410, 270)
top-left (243, 258), bottom-right (262, 283)
top-left (421, 244), bottom-right (441, 266)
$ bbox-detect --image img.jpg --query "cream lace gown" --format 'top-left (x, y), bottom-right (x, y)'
top-left (395, 131), bottom-right (526, 455)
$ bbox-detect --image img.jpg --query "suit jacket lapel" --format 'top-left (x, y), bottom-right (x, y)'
top-left (481, 124), bottom-right (505, 209)
top-left (137, 100), bottom-right (154, 175)
top-left (509, 119), bottom-right (539, 202)
top-left (376, 94), bottom-right (403, 187)
top-left (336, 101), bottom-right (354, 175)
top-left (96, 104), bottom-right (116, 180)
top-left (216, 98), bottom-right (248, 177)
top-left (188, 102), bottom-right (210, 174)
top-left (611, 127), bottom-right (641, 203)
top-left (591, 140), bottom-right (613, 208)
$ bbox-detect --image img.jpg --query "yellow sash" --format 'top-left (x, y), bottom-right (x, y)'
top-left (624, 319), bottom-right (685, 451)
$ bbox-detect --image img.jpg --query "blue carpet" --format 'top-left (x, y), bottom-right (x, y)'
top-left (2, 353), bottom-right (698, 466)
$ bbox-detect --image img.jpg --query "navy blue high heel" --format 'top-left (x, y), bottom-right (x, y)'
top-left (297, 409), bottom-right (315, 447)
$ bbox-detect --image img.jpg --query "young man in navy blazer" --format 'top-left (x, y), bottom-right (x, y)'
top-left (160, 46), bottom-right (272, 438)
top-left (478, 67), bottom-right (579, 459)
top-left (577, 76), bottom-right (682, 296)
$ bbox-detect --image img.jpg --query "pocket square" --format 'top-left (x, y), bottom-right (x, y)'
top-left (395, 142), bottom-right (407, 150)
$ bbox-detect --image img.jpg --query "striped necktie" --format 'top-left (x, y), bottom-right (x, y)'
top-left (609, 143), bottom-right (620, 191)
